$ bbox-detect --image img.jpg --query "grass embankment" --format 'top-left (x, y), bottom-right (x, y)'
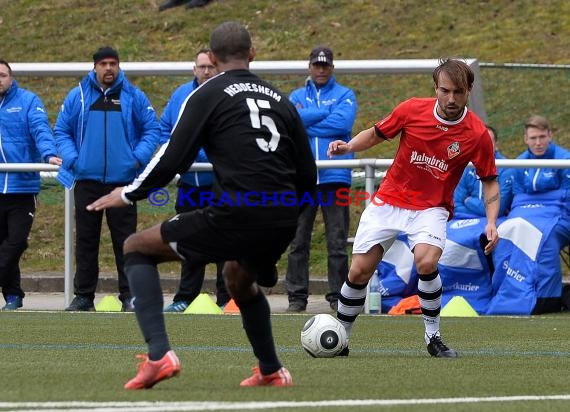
top-left (1, 0), bottom-right (568, 274)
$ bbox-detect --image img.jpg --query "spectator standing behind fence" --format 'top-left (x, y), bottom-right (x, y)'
top-left (160, 49), bottom-right (230, 312)
top-left (285, 46), bottom-right (357, 312)
top-left (0, 60), bottom-right (62, 310)
top-left (487, 115), bottom-right (570, 315)
top-left (328, 58), bottom-right (500, 357)
top-left (54, 47), bottom-right (161, 312)
top-left (86, 21), bottom-right (316, 389)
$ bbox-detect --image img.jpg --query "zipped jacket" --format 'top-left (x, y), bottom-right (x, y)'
top-left (0, 79), bottom-right (57, 193)
top-left (159, 78), bottom-right (213, 187)
top-left (54, 70), bottom-right (160, 188)
top-left (289, 75), bottom-right (357, 186)
top-left (512, 143), bottom-right (570, 195)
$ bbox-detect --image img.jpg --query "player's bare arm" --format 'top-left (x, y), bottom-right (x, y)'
top-left (481, 178), bottom-right (500, 255)
top-left (484, 192), bottom-right (500, 207)
top-left (327, 126), bottom-right (380, 158)
top-left (86, 187), bottom-right (129, 211)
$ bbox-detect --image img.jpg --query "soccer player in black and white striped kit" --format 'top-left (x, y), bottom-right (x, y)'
top-left (88, 21), bottom-right (316, 389)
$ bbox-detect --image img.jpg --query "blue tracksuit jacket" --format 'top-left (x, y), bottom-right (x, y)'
top-left (54, 70), bottom-right (160, 188)
top-left (0, 79), bottom-right (57, 193)
top-left (289, 75), bottom-right (357, 186)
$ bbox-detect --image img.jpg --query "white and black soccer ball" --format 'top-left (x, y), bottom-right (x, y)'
top-left (300, 313), bottom-right (348, 358)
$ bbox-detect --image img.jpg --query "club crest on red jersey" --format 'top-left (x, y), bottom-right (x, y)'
top-left (447, 142), bottom-right (460, 159)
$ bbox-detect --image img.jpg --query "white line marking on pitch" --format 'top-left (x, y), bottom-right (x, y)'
top-left (2, 395), bottom-right (570, 411)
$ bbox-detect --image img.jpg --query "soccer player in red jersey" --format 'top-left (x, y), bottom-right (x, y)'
top-left (328, 58), bottom-right (500, 358)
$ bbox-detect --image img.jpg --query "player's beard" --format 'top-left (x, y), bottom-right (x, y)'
top-left (438, 102), bottom-right (463, 121)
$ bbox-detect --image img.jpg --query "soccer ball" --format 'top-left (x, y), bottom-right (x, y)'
top-left (300, 313), bottom-right (348, 358)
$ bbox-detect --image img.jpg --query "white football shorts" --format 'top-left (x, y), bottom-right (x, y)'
top-left (352, 199), bottom-right (449, 254)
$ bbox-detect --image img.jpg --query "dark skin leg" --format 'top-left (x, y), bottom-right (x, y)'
top-left (223, 261), bottom-right (259, 304)
top-left (123, 224), bottom-right (258, 304)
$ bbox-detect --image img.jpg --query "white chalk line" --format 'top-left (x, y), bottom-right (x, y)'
top-left (2, 394), bottom-right (570, 411)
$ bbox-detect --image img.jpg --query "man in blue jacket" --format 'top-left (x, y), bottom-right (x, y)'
top-left (488, 115), bottom-right (570, 315)
top-left (160, 49), bottom-right (229, 312)
top-left (55, 47), bottom-right (160, 312)
top-left (285, 46), bottom-right (357, 312)
top-left (0, 60), bottom-right (61, 310)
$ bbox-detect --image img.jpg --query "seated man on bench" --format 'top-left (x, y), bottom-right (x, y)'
top-left (488, 115), bottom-right (570, 315)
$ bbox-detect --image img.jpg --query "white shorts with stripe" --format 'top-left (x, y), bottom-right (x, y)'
top-left (352, 199), bottom-right (449, 255)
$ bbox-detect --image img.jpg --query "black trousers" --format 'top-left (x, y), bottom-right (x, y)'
top-left (174, 183), bottom-right (229, 305)
top-left (286, 183), bottom-right (350, 304)
top-left (73, 180), bottom-right (136, 301)
top-left (0, 194), bottom-right (36, 299)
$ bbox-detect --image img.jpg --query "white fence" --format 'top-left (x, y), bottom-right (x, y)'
top-left (1, 158), bottom-right (569, 306)
top-left (11, 58), bottom-right (488, 122)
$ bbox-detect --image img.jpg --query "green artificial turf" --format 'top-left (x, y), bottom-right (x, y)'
top-left (1, 312), bottom-right (569, 411)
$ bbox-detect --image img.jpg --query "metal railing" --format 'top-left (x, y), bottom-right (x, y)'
top-left (1, 158), bottom-right (569, 306)
top-left (11, 58), bottom-right (488, 122)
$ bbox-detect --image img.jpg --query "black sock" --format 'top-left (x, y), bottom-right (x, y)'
top-left (124, 252), bottom-right (170, 361)
top-left (238, 290), bottom-right (281, 375)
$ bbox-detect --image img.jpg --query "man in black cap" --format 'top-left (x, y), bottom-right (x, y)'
top-left (285, 46), bottom-right (358, 313)
top-left (54, 46), bottom-right (161, 312)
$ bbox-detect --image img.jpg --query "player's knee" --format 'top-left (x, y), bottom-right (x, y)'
top-left (224, 262), bottom-right (257, 301)
top-left (222, 261), bottom-right (239, 291)
top-left (123, 233), bottom-right (140, 254)
top-left (123, 225), bottom-right (164, 255)
top-left (414, 246), bottom-right (441, 274)
top-left (347, 264), bottom-right (374, 285)
top-left (415, 258), bottom-right (438, 275)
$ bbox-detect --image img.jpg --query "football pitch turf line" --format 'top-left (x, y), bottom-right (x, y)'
top-left (3, 395), bottom-right (570, 411)
top-left (1, 342), bottom-right (570, 358)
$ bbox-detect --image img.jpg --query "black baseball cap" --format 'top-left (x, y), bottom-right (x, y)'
top-left (309, 46), bottom-right (333, 65)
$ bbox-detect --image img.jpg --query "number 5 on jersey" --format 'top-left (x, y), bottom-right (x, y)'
top-left (247, 98), bottom-right (281, 152)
